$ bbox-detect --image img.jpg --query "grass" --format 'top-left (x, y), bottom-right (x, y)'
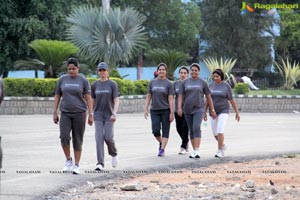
top-left (248, 89), bottom-right (300, 95)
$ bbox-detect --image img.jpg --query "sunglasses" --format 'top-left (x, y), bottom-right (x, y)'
top-left (98, 69), bottom-right (107, 72)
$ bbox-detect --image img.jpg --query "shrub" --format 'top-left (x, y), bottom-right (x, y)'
top-left (134, 80), bottom-right (149, 95)
top-left (3, 78), bottom-right (35, 96)
top-left (123, 80), bottom-right (135, 95)
top-left (234, 83), bottom-right (249, 94)
top-left (34, 78), bottom-right (57, 97)
top-left (87, 78), bottom-right (97, 85)
top-left (2, 77), bottom-right (149, 96)
top-left (110, 77), bottom-right (126, 95)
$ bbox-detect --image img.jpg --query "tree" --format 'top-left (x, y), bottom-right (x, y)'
top-left (67, 6), bottom-right (147, 68)
top-left (199, 0), bottom-right (277, 75)
top-left (146, 48), bottom-right (191, 80)
top-left (0, 0), bottom-right (89, 77)
top-left (14, 40), bottom-right (79, 78)
top-left (111, 0), bottom-right (201, 62)
top-left (275, 9), bottom-right (300, 62)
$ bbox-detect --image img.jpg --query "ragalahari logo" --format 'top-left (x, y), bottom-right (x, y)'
top-left (241, 2), bottom-right (299, 15)
top-left (241, 2), bottom-right (254, 15)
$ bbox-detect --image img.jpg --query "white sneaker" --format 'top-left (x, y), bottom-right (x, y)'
top-left (194, 150), bottom-right (200, 158)
top-left (95, 164), bottom-right (103, 171)
top-left (63, 158), bottom-right (73, 172)
top-left (215, 150), bottom-right (224, 158)
top-left (112, 156), bottom-right (118, 168)
top-left (72, 164), bottom-right (80, 175)
top-left (178, 147), bottom-right (187, 155)
top-left (190, 151), bottom-right (200, 158)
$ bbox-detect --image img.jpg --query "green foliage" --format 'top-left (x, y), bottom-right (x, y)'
top-left (110, 77), bottom-right (126, 95)
top-left (3, 77), bottom-right (149, 97)
top-left (112, 0), bottom-right (201, 62)
top-left (275, 9), bottom-right (300, 63)
top-left (14, 40), bottom-right (79, 78)
top-left (274, 58), bottom-right (300, 90)
top-left (3, 78), bottom-right (56, 97)
top-left (199, 0), bottom-right (276, 73)
top-left (0, 0), bottom-right (89, 77)
top-left (3, 78), bottom-right (57, 97)
top-left (145, 49), bottom-right (191, 80)
top-left (3, 78), bottom-right (35, 96)
top-left (33, 79), bottom-right (57, 97)
top-left (234, 83), bottom-right (250, 94)
top-left (249, 89), bottom-right (300, 96)
top-left (87, 78), bottom-right (97, 85)
top-left (134, 80), bottom-right (149, 95)
top-left (110, 70), bottom-right (122, 79)
top-left (67, 6), bottom-right (147, 68)
top-left (123, 80), bottom-right (135, 95)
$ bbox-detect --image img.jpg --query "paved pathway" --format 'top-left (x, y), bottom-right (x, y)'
top-left (0, 113), bottom-right (299, 199)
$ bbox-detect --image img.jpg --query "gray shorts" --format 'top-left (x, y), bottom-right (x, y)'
top-left (59, 112), bottom-right (86, 151)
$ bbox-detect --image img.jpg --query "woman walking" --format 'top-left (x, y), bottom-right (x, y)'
top-left (178, 63), bottom-right (216, 158)
top-left (204, 69), bottom-right (240, 158)
top-left (53, 58), bottom-right (93, 175)
top-left (174, 66), bottom-right (189, 154)
top-left (144, 63), bottom-right (174, 157)
top-left (91, 62), bottom-right (120, 170)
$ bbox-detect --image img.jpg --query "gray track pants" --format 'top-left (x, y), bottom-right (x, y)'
top-left (94, 120), bottom-right (117, 167)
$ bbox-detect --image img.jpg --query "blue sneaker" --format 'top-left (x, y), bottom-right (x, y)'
top-left (158, 149), bottom-right (165, 157)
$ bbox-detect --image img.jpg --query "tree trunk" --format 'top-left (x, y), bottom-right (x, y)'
top-left (102, 0), bottom-right (110, 13)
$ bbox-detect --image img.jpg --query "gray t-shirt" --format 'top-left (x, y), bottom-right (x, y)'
top-left (173, 80), bottom-right (183, 113)
top-left (91, 80), bottom-right (119, 121)
top-left (179, 78), bottom-right (211, 114)
top-left (55, 75), bottom-right (91, 113)
top-left (148, 79), bottom-right (173, 110)
top-left (209, 82), bottom-right (233, 115)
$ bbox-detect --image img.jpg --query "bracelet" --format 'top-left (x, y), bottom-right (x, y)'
top-left (89, 113), bottom-right (94, 116)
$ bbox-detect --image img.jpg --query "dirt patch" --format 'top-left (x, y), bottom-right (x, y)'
top-left (50, 155), bottom-right (300, 200)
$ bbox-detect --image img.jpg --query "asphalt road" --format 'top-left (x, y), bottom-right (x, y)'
top-left (0, 113), bottom-right (299, 200)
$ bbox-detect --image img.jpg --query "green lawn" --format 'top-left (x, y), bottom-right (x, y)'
top-left (248, 89), bottom-right (300, 95)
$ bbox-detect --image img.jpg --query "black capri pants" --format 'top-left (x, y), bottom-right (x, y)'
top-left (150, 109), bottom-right (171, 138)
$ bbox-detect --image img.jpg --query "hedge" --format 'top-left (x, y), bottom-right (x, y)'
top-left (2, 78), bottom-right (150, 97)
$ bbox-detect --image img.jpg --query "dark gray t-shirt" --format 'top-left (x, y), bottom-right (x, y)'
top-left (173, 80), bottom-right (183, 113)
top-left (209, 82), bottom-right (233, 115)
top-left (91, 80), bottom-right (119, 121)
top-left (179, 78), bottom-right (211, 114)
top-left (148, 79), bottom-right (173, 110)
top-left (55, 75), bottom-right (91, 113)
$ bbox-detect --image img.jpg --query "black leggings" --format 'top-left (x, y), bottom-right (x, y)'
top-left (174, 112), bottom-right (189, 149)
top-left (150, 109), bottom-right (170, 138)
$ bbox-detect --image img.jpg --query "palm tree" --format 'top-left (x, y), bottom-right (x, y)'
top-left (14, 40), bottom-right (79, 78)
top-left (66, 6), bottom-right (147, 69)
top-left (275, 58), bottom-right (300, 90)
top-left (146, 48), bottom-right (191, 80)
top-left (203, 57), bottom-right (237, 85)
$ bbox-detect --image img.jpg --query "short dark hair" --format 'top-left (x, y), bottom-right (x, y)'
top-left (67, 58), bottom-right (79, 67)
top-left (213, 68), bottom-right (225, 81)
top-left (179, 66), bottom-right (189, 74)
